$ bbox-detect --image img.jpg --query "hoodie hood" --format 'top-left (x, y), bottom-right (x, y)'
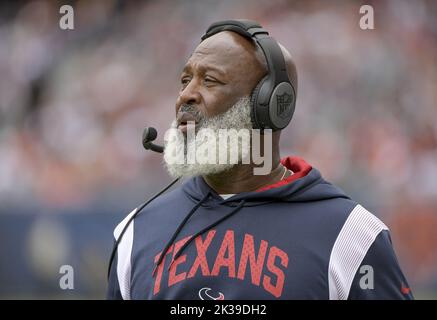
top-left (182, 156), bottom-right (350, 206)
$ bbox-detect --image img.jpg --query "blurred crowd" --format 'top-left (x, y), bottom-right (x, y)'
top-left (0, 0), bottom-right (436, 298)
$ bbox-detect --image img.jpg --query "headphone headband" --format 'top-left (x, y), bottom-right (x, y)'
top-left (201, 20), bottom-right (268, 40)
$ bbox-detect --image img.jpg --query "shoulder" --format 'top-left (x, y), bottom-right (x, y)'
top-left (115, 186), bottom-right (184, 228)
top-left (327, 203), bottom-right (390, 299)
top-left (113, 207), bottom-right (138, 240)
top-left (337, 204), bottom-right (388, 240)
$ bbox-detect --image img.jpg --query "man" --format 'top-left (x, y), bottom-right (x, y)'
top-left (107, 20), bottom-right (413, 300)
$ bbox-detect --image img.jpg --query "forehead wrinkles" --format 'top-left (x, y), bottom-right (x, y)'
top-left (189, 32), bottom-right (261, 72)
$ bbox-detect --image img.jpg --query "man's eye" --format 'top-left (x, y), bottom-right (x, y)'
top-left (204, 77), bottom-right (217, 84)
top-left (181, 77), bottom-right (191, 88)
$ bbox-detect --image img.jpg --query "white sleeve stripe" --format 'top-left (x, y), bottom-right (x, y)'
top-left (114, 208), bottom-right (137, 300)
top-left (114, 208), bottom-right (137, 240)
top-left (328, 204), bottom-right (388, 300)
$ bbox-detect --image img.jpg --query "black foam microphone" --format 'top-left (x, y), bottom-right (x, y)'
top-left (142, 127), bottom-right (164, 153)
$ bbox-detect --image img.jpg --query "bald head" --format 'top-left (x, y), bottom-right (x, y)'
top-left (195, 31), bottom-right (297, 94)
top-left (194, 31), bottom-right (267, 96)
top-left (176, 30), bottom-right (297, 120)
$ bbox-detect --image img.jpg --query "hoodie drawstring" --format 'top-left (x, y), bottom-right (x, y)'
top-left (152, 191), bottom-right (211, 276)
top-left (167, 199), bottom-right (246, 271)
top-left (152, 194), bottom-right (246, 277)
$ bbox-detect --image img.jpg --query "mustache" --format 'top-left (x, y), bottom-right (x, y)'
top-left (178, 104), bottom-right (205, 123)
top-left (179, 104), bottom-right (201, 115)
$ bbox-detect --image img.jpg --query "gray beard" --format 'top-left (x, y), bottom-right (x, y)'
top-left (163, 96), bottom-right (252, 178)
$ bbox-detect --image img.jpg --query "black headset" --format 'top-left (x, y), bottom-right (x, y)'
top-left (201, 19), bottom-right (296, 131)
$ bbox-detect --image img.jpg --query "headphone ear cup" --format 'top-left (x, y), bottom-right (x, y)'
top-left (250, 77), bottom-right (267, 129)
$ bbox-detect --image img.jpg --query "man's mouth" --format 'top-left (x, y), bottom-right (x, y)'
top-left (177, 112), bottom-right (200, 134)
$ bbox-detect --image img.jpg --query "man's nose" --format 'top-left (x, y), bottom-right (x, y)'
top-left (178, 80), bottom-right (201, 106)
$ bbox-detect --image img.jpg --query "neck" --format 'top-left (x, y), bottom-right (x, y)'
top-left (203, 154), bottom-right (284, 194)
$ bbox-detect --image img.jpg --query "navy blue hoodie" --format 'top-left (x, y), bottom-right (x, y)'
top-left (107, 156), bottom-right (413, 300)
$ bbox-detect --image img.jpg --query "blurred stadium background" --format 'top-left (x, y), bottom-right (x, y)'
top-left (0, 0), bottom-right (436, 299)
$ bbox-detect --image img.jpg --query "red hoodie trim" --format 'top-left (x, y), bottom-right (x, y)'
top-left (256, 156), bottom-right (312, 192)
